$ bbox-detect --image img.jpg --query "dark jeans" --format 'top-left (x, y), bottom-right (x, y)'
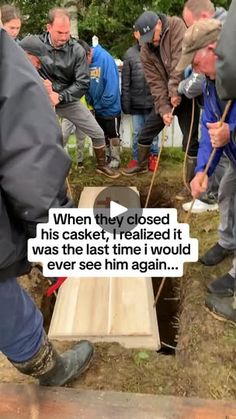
top-left (0, 277), bottom-right (43, 362)
top-left (138, 96), bottom-right (200, 157)
top-left (95, 114), bottom-right (120, 145)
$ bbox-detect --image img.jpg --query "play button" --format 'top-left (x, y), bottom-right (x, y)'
top-left (110, 201), bottom-right (127, 218)
top-left (93, 187), bottom-right (143, 234)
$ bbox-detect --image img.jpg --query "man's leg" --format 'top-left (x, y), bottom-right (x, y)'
top-left (57, 102), bottom-right (119, 178)
top-left (1, 277), bottom-right (94, 386)
top-left (122, 109), bottom-right (164, 176)
top-left (95, 115), bottom-right (121, 168)
top-left (200, 161), bottom-right (236, 266)
top-left (132, 114), bottom-right (145, 161)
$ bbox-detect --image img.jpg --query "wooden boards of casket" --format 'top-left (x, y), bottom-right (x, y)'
top-left (48, 187), bottom-right (160, 350)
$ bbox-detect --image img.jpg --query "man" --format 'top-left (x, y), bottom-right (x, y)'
top-left (179, 0), bottom-right (228, 213)
top-left (177, 18), bottom-right (236, 321)
top-left (0, 27), bottom-right (94, 384)
top-left (85, 39), bottom-right (121, 169)
top-left (121, 29), bottom-right (159, 171)
top-left (24, 7), bottom-right (119, 179)
top-left (122, 11), bottom-right (200, 201)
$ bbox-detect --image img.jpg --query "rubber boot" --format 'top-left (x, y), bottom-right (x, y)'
top-left (108, 137), bottom-right (121, 169)
top-left (122, 144), bottom-right (150, 176)
top-left (175, 155), bottom-right (197, 201)
top-left (93, 145), bottom-right (120, 179)
top-left (10, 333), bottom-right (94, 387)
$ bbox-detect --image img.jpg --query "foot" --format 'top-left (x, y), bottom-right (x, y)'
top-left (200, 243), bottom-right (234, 266)
top-left (148, 155), bottom-right (158, 172)
top-left (40, 340), bottom-right (94, 387)
top-left (182, 199), bottom-right (218, 213)
top-left (205, 294), bottom-right (236, 323)
top-left (207, 273), bottom-right (235, 297)
top-left (121, 165), bottom-right (148, 177)
top-left (96, 165), bottom-right (120, 179)
top-left (126, 159), bottom-right (138, 169)
top-left (175, 187), bottom-right (191, 201)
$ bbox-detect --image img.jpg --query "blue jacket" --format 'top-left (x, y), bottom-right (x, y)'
top-left (196, 79), bottom-right (236, 176)
top-left (86, 44), bottom-right (121, 118)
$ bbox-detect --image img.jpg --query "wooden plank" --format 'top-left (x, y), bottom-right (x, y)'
top-left (49, 187), bottom-right (160, 349)
top-left (1, 384), bottom-right (236, 419)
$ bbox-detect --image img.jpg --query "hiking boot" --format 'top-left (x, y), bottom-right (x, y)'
top-left (207, 273), bottom-right (235, 297)
top-left (182, 199), bottom-right (218, 213)
top-left (121, 144), bottom-right (150, 176)
top-left (148, 155), bottom-right (158, 172)
top-left (10, 333), bottom-right (94, 387)
top-left (108, 137), bottom-right (121, 169)
top-left (205, 294), bottom-right (236, 323)
top-left (200, 243), bottom-right (234, 266)
top-left (93, 146), bottom-right (120, 179)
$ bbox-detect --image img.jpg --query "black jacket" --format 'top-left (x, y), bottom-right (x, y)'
top-left (0, 29), bottom-right (72, 281)
top-left (121, 43), bottom-right (154, 115)
top-left (38, 33), bottom-right (90, 104)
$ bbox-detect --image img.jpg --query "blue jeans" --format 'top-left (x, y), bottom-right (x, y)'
top-left (0, 277), bottom-right (43, 362)
top-left (132, 114), bottom-right (159, 160)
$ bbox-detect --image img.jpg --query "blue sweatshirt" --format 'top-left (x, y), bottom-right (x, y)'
top-left (86, 44), bottom-right (121, 118)
top-left (196, 79), bottom-right (236, 176)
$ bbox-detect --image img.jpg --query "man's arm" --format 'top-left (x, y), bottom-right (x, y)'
top-left (178, 72), bottom-right (205, 99)
top-left (98, 55), bottom-right (120, 109)
top-left (59, 44), bottom-right (90, 103)
top-left (0, 31), bottom-right (71, 236)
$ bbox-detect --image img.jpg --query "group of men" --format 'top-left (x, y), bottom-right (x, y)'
top-left (1, 0), bottom-right (236, 387)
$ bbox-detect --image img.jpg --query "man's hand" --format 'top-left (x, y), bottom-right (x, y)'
top-left (207, 122), bottom-right (230, 148)
top-left (171, 96), bottom-right (182, 108)
top-left (190, 172), bottom-right (208, 198)
top-left (49, 92), bottom-right (60, 107)
top-left (163, 113), bottom-right (174, 126)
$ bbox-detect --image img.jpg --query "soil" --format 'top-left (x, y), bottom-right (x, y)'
top-left (1, 148), bottom-right (236, 400)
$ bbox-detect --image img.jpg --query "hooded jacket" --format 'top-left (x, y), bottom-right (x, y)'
top-left (121, 42), bottom-right (154, 114)
top-left (196, 79), bottom-right (236, 176)
top-left (38, 32), bottom-right (90, 104)
top-left (0, 29), bottom-right (72, 281)
top-left (86, 44), bottom-right (121, 118)
top-left (140, 15), bottom-right (186, 117)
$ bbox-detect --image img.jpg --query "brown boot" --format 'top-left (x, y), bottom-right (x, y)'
top-left (121, 144), bottom-right (150, 176)
top-left (175, 155), bottom-right (197, 201)
top-left (93, 146), bottom-right (120, 178)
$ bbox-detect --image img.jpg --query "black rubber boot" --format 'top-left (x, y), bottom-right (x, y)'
top-left (200, 243), bottom-right (234, 266)
top-left (205, 294), bottom-right (236, 323)
top-left (175, 155), bottom-right (197, 201)
top-left (121, 144), bottom-right (150, 176)
top-left (10, 333), bottom-right (94, 387)
top-left (207, 273), bottom-right (234, 297)
top-left (93, 146), bottom-right (120, 178)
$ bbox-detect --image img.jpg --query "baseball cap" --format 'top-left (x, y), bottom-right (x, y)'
top-left (134, 11), bottom-right (160, 44)
top-left (20, 35), bottom-right (52, 64)
top-left (176, 19), bottom-right (222, 72)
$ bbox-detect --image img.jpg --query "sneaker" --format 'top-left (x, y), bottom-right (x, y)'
top-left (207, 273), bottom-right (235, 297)
top-left (205, 294), bottom-right (236, 323)
top-left (149, 155), bottom-right (158, 172)
top-left (200, 243), bottom-right (234, 266)
top-left (182, 199), bottom-right (218, 213)
top-left (126, 159), bottom-right (138, 169)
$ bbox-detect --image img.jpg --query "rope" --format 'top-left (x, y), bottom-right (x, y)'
top-left (145, 107), bottom-right (174, 209)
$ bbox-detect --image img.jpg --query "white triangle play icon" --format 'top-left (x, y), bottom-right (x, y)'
top-left (110, 201), bottom-right (128, 218)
